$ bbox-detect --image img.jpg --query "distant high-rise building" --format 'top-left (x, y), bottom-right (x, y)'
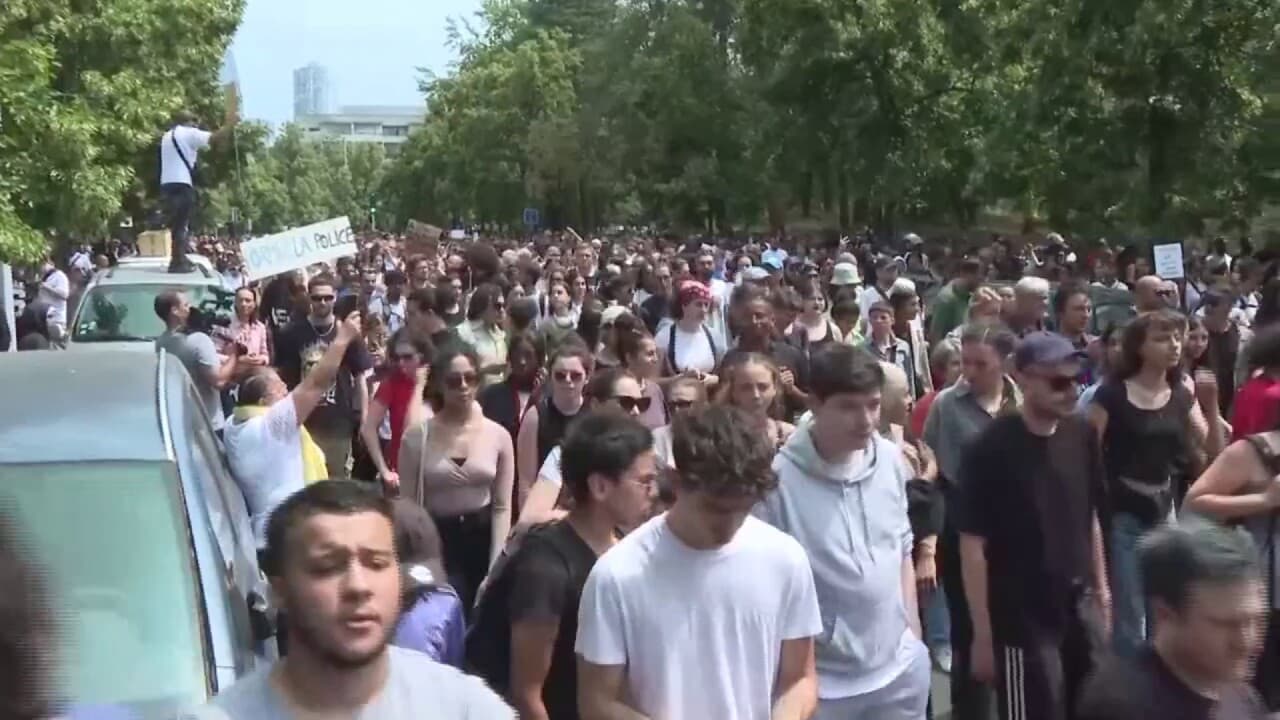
top-left (292, 63), bottom-right (332, 118)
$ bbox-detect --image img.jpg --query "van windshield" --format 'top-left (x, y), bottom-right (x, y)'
top-left (0, 462), bottom-right (209, 718)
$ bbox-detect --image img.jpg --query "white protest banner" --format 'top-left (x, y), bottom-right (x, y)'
top-left (241, 216), bottom-right (356, 281)
top-left (1152, 242), bottom-right (1184, 280)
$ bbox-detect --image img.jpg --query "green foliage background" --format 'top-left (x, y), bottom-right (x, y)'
top-left (2, 0), bottom-right (1278, 264)
top-left (384, 0), bottom-right (1280, 240)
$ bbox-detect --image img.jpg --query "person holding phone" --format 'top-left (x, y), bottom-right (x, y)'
top-left (273, 274), bottom-right (375, 480)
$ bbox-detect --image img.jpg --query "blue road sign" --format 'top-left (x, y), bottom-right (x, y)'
top-left (523, 208), bottom-right (540, 227)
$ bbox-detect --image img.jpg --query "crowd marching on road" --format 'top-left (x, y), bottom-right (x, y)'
top-left (7, 222), bottom-right (1280, 720)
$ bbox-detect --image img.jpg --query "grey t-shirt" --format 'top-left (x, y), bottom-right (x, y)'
top-left (184, 646), bottom-right (514, 719)
top-left (156, 329), bottom-right (224, 430)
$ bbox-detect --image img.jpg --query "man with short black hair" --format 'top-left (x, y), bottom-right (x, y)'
top-left (577, 404), bottom-right (822, 720)
top-left (957, 332), bottom-right (1110, 720)
top-left (274, 275), bottom-right (375, 480)
top-left (369, 269), bottom-right (408, 335)
top-left (190, 481), bottom-right (514, 719)
top-left (155, 289), bottom-right (238, 431)
top-left (760, 344), bottom-right (929, 718)
top-left (468, 411), bottom-right (657, 720)
top-left (1078, 521), bottom-right (1267, 719)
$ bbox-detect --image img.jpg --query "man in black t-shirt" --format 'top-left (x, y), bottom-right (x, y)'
top-left (956, 332), bottom-right (1110, 720)
top-left (1078, 521), bottom-right (1267, 720)
top-left (274, 274), bottom-right (374, 480)
top-left (724, 284), bottom-right (809, 418)
top-left (466, 411), bottom-right (656, 720)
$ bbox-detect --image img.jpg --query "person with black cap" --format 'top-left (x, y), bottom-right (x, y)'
top-left (956, 331), bottom-right (1111, 720)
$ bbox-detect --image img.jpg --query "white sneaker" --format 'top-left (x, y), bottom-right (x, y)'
top-left (931, 646), bottom-right (953, 674)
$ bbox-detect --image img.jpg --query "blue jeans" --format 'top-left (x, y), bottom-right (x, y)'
top-left (1109, 512), bottom-right (1151, 658)
top-left (924, 584), bottom-right (951, 648)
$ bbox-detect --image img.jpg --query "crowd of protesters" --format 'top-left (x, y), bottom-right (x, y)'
top-left (6, 225), bottom-right (1280, 720)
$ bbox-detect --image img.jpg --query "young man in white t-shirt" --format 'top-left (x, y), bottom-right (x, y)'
top-left (159, 106), bottom-right (238, 272)
top-left (576, 403), bottom-right (823, 720)
top-left (223, 312), bottom-right (363, 545)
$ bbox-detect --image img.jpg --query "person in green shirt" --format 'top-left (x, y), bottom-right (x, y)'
top-left (928, 258), bottom-right (983, 343)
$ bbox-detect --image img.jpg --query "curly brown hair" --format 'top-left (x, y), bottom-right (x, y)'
top-left (671, 404), bottom-right (779, 501)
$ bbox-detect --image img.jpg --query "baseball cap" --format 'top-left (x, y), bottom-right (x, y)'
top-left (743, 266), bottom-right (770, 281)
top-left (761, 256), bottom-right (784, 271)
top-left (830, 262), bottom-right (862, 286)
top-left (1014, 332), bottom-right (1087, 371)
top-left (904, 233), bottom-right (924, 246)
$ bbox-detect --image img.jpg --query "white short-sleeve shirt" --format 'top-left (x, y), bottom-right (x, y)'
top-left (160, 125), bottom-right (212, 186)
top-left (576, 514), bottom-right (822, 720)
top-left (223, 397), bottom-right (305, 546)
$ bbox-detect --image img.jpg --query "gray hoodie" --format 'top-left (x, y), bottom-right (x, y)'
top-left (755, 426), bottom-right (919, 697)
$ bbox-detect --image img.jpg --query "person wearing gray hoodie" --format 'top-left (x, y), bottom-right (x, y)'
top-left (755, 344), bottom-right (930, 719)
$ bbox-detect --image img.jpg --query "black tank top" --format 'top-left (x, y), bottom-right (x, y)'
top-left (536, 397), bottom-right (577, 470)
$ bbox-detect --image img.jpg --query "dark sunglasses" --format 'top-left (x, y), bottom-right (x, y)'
top-left (310, 294), bottom-right (336, 302)
top-left (1041, 374), bottom-right (1079, 392)
top-left (611, 395), bottom-right (652, 413)
top-left (669, 399), bottom-right (696, 411)
top-left (393, 352), bottom-right (418, 362)
top-left (554, 369), bottom-right (586, 383)
top-left (445, 372), bottom-right (479, 389)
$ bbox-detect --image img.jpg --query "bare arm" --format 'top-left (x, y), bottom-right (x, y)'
top-left (1186, 439), bottom-right (1277, 520)
top-left (360, 396), bottom-right (391, 476)
top-left (1091, 512), bottom-right (1112, 637)
top-left (516, 477), bottom-right (567, 529)
top-left (490, 430), bottom-right (515, 567)
top-left (510, 621), bottom-right (558, 720)
top-left (771, 637), bottom-right (817, 720)
top-left (516, 407), bottom-right (541, 507)
top-left (402, 368), bottom-right (429, 430)
top-left (960, 534), bottom-right (990, 629)
top-left (1086, 402), bottom-right (1108, 448)
top-left (292, 315), bottom-right (361, 423)
top-left (901, 554), bottom-right (922, 640)
top-left (577, 660), bottom-right (649, 720)
top-left (355, 369), bottom-right (370, 427)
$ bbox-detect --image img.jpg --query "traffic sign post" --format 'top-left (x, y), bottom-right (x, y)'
top-left (523, 207), bottom-right (540, 228)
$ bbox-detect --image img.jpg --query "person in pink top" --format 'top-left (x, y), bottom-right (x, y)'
top-left (398, 346), bottom-right (514, 613)
top-left (227, 287), bottom-right (271, 370)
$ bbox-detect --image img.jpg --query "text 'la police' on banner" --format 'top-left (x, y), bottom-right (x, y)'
top-left (240, 216), bottom-right (356, 281)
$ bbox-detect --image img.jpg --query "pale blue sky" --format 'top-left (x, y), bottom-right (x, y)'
top-left (229, 0), bottom-right (484, 128)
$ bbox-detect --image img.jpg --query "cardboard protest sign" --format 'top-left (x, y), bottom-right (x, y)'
top-left (405, 220), bottom-right (444, 256)
top-left (136, 230), bottom-right (171, 258)
top-left (240, 216), bottom-right (355, 281)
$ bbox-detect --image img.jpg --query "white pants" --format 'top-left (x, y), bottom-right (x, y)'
top-left (815, 642), bottom-right (932, 720)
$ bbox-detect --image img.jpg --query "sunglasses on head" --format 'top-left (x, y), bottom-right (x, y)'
top-left (611, 395), bottom-right (652, 413)
top-left (445, 372), bottom-right (479, 390)
top-left (554, 369), bottom-right (586, 384)
top-left (310, 294), bottom-right (336, 302)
